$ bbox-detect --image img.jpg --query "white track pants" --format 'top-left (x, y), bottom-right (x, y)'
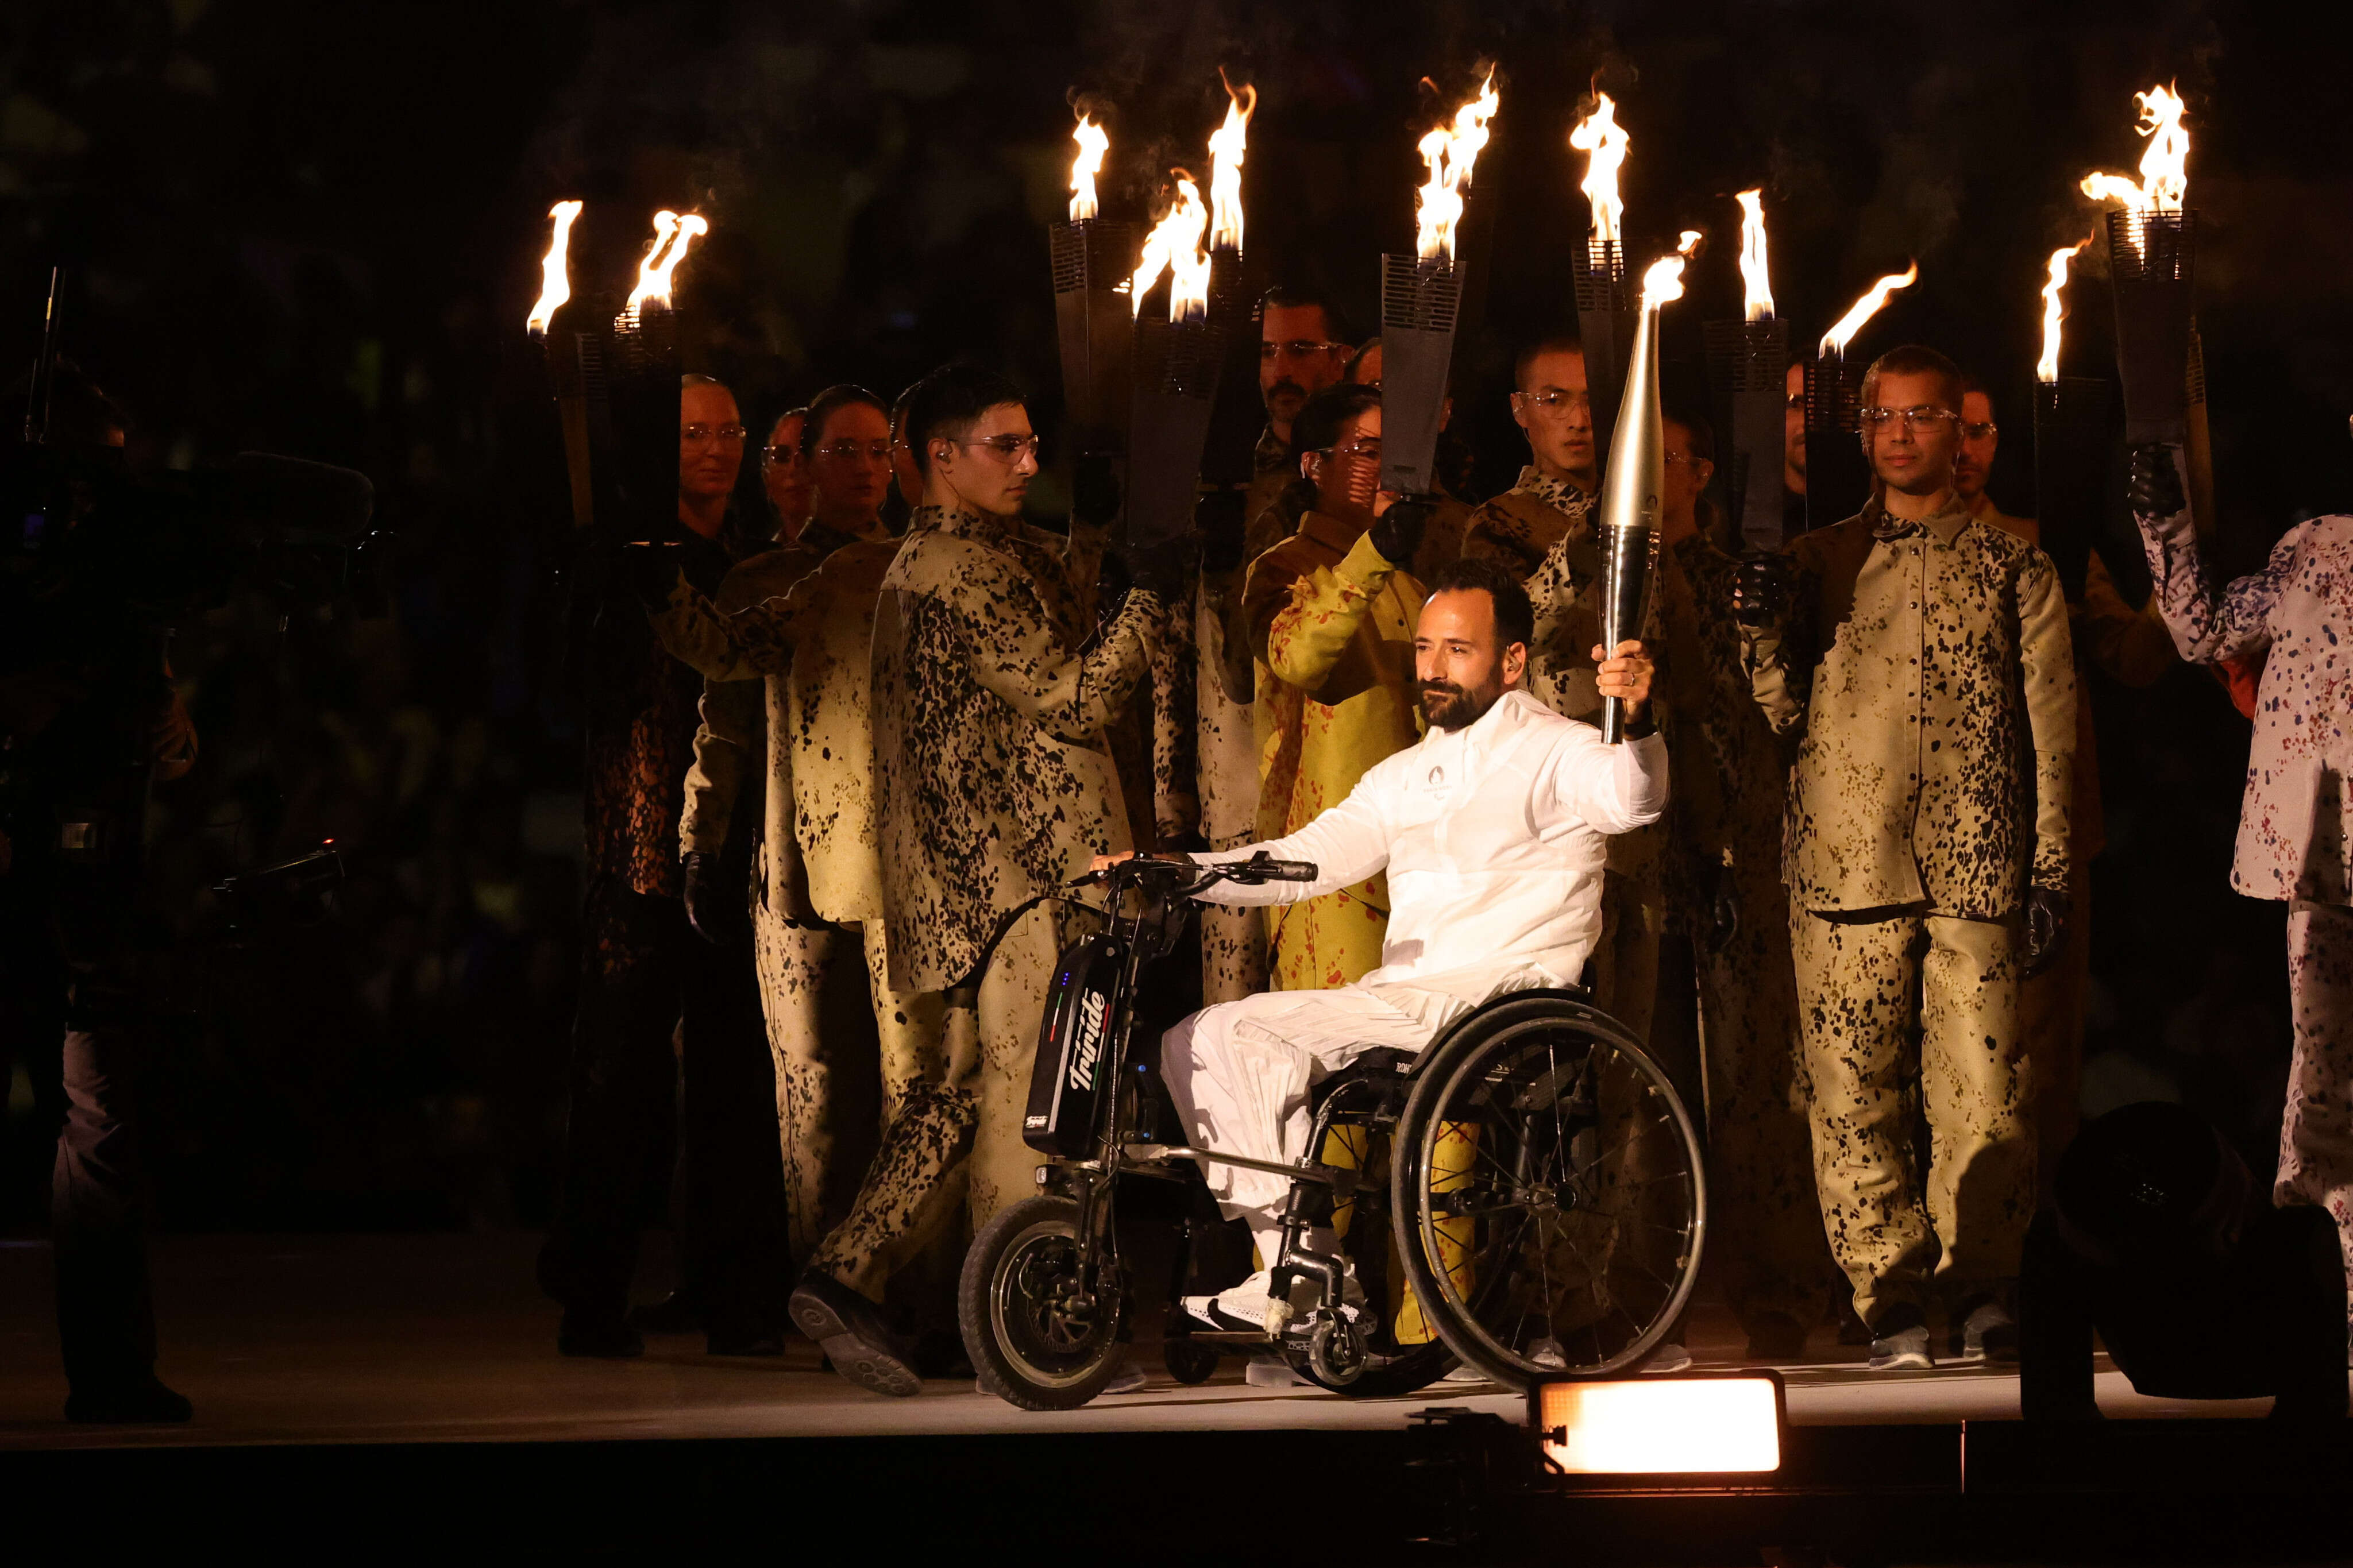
top-left (1160, 987), bottom-right (1436, 1261)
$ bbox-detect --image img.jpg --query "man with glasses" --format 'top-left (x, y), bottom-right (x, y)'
top-left (1953, 376), bottom-right (2176, 1200)
top-left (1236, 286), bottom-right (1356, 565)
top-left (543, 374), bottom-right (784, 1359)
top-left (1731, 344), bottom-right (2077, 1372)
top-left (1241, 383), bottom-right (1426, 991)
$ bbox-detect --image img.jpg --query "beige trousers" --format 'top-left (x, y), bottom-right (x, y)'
top-left (1789, 905), bottom-right (2033, 1328)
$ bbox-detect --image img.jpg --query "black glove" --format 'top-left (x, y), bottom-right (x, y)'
top-left (2024, 885), bottom-right (2067, 979)
top-left (1121, 532), bottom-right (1195, 609)
top-left (619, 541), bottom-right (689, 609)
top-left (1367, 496), bottom-right (1434, 569)
top-left (2126, 442), bottom-right (2187, 520)
top-left (681, 851), bottom-right (736, 945)
top-left (1196, 487), bottom-right (1249, 576)
top-left (1073, 449), bottom-right (1123, 530)
top-left (1730, 551), bottom-right (1796, 627)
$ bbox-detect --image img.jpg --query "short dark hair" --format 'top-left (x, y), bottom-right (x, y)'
top-left (1293, 383), bottom-right (1381, 462)
top-left (1344, 337), bottom-right (1382, 385)
top-left (1513, 335), bottom-right (1585, 393)
top-left (1662, 406), bottom-right (1716, 464)
top-left (1861, 344), bottom-right (1965, 415)
top-left (1425, 555), bottom-right (1535, 652)
top-left (901, 363), bottom-right (1025, 475)
top-left (1259, 284), bottom-right (1352, 346)
top-left (800, 383), bottom-right (889, 457)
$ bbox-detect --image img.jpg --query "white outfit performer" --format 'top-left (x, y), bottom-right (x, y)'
top-left (1161, 689), bottom-right (1669, 1263)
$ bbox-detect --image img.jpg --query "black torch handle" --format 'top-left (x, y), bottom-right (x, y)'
top-left (1598, 522), bottom-right (1658, 745)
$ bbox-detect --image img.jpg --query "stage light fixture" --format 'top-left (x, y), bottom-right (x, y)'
top-left (1529, 1370), bottom-right (1785, 1476)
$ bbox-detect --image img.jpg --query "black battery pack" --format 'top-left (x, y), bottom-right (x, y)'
top-left (1022, 932), bottom-right (1124, 1157)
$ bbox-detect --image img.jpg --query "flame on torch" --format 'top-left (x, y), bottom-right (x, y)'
top-left (1413, 68), bottom-right (1499, 264)
top-left (1818, 261), bottom-right (1919, 358)
top-left (527, 200), bottom-right (583, 338)
top-left (1129, 172), bottom-right (1211, 320)
top-left (1568, 92), bottom-right (1630, 246)
top-left (1641, 230), bottom-right (1702, 312)
top-left (1208, 71), bottom-right (1255, 252)
top-left (1735, 189), bottom-right (1774, 322)
top-left (623, 210), bottom-right (709, 319)
top-left (2080, 83), bottom-right (2189, 217)
top-left (2038, 240), bottom-right (2089, 384)
top-left (1069, 113), bottom-right (1109, 223)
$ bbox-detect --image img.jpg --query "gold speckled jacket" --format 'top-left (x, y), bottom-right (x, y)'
top-left (1468, 468), bottom-right (1605, 709)
top-left (872, 505), bottom-right (1159, 993)
top-left (2132, 501), bottom-right (2352, 906)
top-left (1743, 493), bottom-right (2077, 918)
top-left (1243, 510), bottom-right (1425, 987)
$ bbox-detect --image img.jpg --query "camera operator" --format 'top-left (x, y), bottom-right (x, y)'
top-left (1, 364), bottom-right (196, 1423)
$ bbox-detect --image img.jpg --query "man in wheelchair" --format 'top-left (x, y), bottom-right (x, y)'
top-left (1098, 555), bottom-right (1665, 1331)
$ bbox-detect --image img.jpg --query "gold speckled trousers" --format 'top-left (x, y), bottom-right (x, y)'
top-left (1789, 905), bottom-right (2033, 1328)
top-left (2277, 899), bottom-right (2353, 1334)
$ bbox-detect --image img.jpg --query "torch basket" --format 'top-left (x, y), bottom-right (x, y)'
top-left (1199, 244), bottom-right (1263, 487)
top-left (603, 299), bottom-right (681, 539)
top-left (1704, 318), bottom-right (1791, 552)
top-left (1125, 316), bottom-right (1225, 548)
top-left (1052, 219), bottom-right (1137, 453)
top-left (1378, 253), bottom-right (1461, 497)
top-left (2032, 376), bottom-right (2114, 602)
top-left (2106, 209), bottom-right (2196, 446)
top-left (1573, 238), bottom-right (1635, 462)
top-left (1802, 356), bottom-right (1867, 532)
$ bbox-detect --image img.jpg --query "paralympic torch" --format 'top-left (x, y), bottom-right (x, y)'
top-left (1379, 71), bottom-right (1498, 500)
top-left (1805, 262), bottom-right (1915, 530)
top-left (2030, 240), bottom-right (2111, 599)
top-left (1702, 190), bottom-right (1789, 551)
top-left (1568, 92), bottom-right (1635, 458)
top-left (1598, 240), bottom-right (1693, 744)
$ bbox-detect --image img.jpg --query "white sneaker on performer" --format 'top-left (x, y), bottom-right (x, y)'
top-left (1644, 1342), bottom-right (1694, 1374)
top-left (1183, 1269), bottom-right (1274, 1331)
top-left (1440, 1362), bottom-right (1493, 1386)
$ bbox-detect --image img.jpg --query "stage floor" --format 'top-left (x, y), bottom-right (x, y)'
top-left (0, 1231), bottom-right (2288, 1450)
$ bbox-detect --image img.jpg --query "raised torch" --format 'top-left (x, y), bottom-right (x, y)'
top-left (1702, 190), bottom-right (1789, 552)
top-left (608, 210), bottom-right (707, 538)
top-left (2030, 240), bottom-right (2111, 600)
top-left (524, 200), bottom-right (595, 528)
top-left (1568, 92), bottom-right (1634, 458)
top-left (1379, 71), bottom-right (1498, 500)
top-left (1597, 235), bottom-right (1696, 744)
top-left (1198, 71), bottom-right (1263, 493)
top-left (1053, 110), bottom-right (1136, 479)
top-left (1806, 260), bottom-right (1916, 531)
top-left (1124, 168), bottom-right (1224, 548)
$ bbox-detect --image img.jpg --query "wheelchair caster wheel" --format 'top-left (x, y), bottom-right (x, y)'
top-left (1306, 1316), bottom-right (1367, 1388)
top-left (1163, 1338), bottom-right (1220, 1386)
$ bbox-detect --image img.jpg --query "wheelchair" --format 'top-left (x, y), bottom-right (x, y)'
top-left (958, 854), bottom-right (1707, 1410)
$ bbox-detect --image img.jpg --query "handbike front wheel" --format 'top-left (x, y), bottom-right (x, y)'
top-left (961, 1195), bottom-right (1126, 1410)
top-left (1392, 994), bottom-right (1706, 1387)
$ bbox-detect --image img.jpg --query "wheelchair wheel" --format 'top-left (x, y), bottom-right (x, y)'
top-left (961, 1195), bottom-right (1126, 1410)
top-left (1392, 992), bottom-right (1705, 1388)
top-left (1163, 1337), bottom-right (1221, 1385)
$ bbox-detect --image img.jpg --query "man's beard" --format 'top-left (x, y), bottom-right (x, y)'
top-left (1265, 379), bottom-right (1306, 414)
top-left (1419, 679), bottom-right (1500, 732)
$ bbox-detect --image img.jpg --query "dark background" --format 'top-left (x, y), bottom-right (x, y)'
top-left (2, 0), bottom-right (2343, 1231)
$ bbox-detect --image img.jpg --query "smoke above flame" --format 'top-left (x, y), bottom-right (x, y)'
top-left (1130, 172), bottom-right (1211, 320)
top-left (2038, 240), bottom-right (2089, 384)
top-left (623, 210), bottom-right (708, 319)
top-left (1208, 70), bottom-right (1255, 252)
top-left (1069, 113), bottom-right (1109, 223)
top-left (1568, 92), bottom-right (1630, 246)
top-left (1818, 261), bottom-right (1918, 358)
top-left (1735, 190), bottom-right (1774, 323)
top-left (2080, 83), bottom-right (2190, 217)
top-left (1414, 69), bottom-right (1499, 264)
top-left (526, 199), bottom-right (583, 337)
top-left (1640, 230), bottom-right (1702, 311)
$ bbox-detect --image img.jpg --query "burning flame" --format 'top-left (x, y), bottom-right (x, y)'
top-left (527, 200), bottom-right (583, 337)
top-left (2080, 83), bottom-right (2190, 217)
top-left (1568, 92), bottom-right (1630, 246)
top-left (623, 210), bottom-right (708, 320)
top-left (1735, 189), bottom-right (1774, 322)
top-left (1208, 71), bottom-right (1255, 252)
top-left (1069, 113), bottom-right (1109, 223)
top-left (1818, 261), bottom-right (1918, 358)
top-left (1414, 69), bottom-right (1500, 264)
top-left (2038, 240), bottom-right (2089, 383)
top-left (1130, 172), bottom-right (1211, 321)
top-left (1640, 231), bottom-right (1702, 311)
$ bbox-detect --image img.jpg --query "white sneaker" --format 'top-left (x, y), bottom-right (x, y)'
top-left (1644, 1341), bottom-right (1694, 1373)
top-left (1101, 1354), bottom-right (1148, 1395)
top-left (1182, 1269), bottom-right (1273, 1330)
top-left (1440, 1362), bottom-right (1493, 1386)
top-left (1244, 1354), bottom-right (1305, 1387)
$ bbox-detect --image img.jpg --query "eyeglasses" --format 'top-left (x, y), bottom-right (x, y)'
top-left (681, 423), bottom-right (747, 443)
top-left (1316, 439), bottom-right (1383, 462)
top-left (816, 440), bottom-right (893, 462)
top-left (1860, 406), bottom-right (1958, 432)
top-left (1515, 389), bottom-right (1592, 413)
top-left (1260, 339), bottom-right (1347, 361)
top-left (952, 434), bottom-right (1043, 461)
top-left (1662, 451), bottom-right (1705, 466)
top-left (1961, 420), bottom-right (1997, 441)
top-left (759, 445), bottom-right (800, 465)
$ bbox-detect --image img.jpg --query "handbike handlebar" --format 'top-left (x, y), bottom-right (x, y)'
top-left (1066, 850), bottom-right (1319, 891)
